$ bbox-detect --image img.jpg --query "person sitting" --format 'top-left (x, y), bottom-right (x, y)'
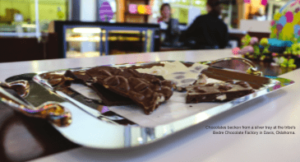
top-left (158, 3), bottom-right (180, 46)
top-left (183, 0), bottom-right (229, 49)
top-left (158, 3), bottom-right (171, 23)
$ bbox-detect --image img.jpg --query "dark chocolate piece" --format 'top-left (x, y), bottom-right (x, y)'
top-left (176, 74), bottom-right (208, 92)
top-left (40, 73), bottom-right (73, 89)
top-left (86, 66), bottom-right (173, 114)
top-left (65, 70), bottom-right (135, 106)
top-left (91, 83), bottom-right (135, 106)
top-left (202, 67), bottom-right (270, 89)
top-left (186, 81), bottom-right (254, 103)
top-left (125, 63), bottom-right (165, 70)
top-left (64, 70), bottom-right (92, 84)
top-left (125, 61), bottom-right (193, 69)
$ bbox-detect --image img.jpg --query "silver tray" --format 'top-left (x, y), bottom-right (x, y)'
top-left (0, 60), bottom-right (295, 149)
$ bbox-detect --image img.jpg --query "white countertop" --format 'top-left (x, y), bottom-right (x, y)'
top-left (228, 29), bottom-right (248, 35)
top-left (1, 49), bottom-right (298, 162)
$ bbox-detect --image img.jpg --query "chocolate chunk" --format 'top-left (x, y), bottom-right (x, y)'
top-left (91, 83), bottom-right (135, 106)
top-left (87, 66), bottom-right (121, 77)
top-left (40, 73), bottom-right (73, 88)
top-left (162, 80), bottom-right (174, 88)
top-left (175, 74), bottom-right (208, 92)
top-left (86, 66), bottom-right (173, 114)
top-left (194, 86), bottom-right (206, 93)
top-left (134, 82), bottom-right (149, 91)
top-left (218, 84), bottom-right (233, 91)
top-left (225, 80), bottom-right (236, 84)
top-left (126, 63), bottom-right (165, 70)
top-left (65, 70), bottom-right (92, 84)
top-left (236, 81), bottom-right (250, 88)
top-left (65, 70), bottom-right (134, 106)
top-left (186, 81), bottom-right (254, 103)
top-left (192, 74), bottom-right (208, 86)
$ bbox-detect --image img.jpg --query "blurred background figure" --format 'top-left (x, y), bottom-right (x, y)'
top-left (182, 0), bottom-right (229, 49)
top-left (158, 3), bottom-right (171, 23)
top-left (158, 3), bottom-right (181, 47)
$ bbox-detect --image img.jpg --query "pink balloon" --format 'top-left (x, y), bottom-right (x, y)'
top-left (271, 20), bottom-right (275, 26)
top-left (285, 11), bottom-right (294, 23)
top-left (261, 0), bottom-right (267, 6)
top-left (232, 47), bottom-right (240, 55)
top-left (250, 37), bottom-right (259, 45)
top-left (238, 46), bottom-right (254, 55)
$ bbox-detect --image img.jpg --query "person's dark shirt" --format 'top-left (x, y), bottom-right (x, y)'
top-left (184, 13), bottom-right (229, 49)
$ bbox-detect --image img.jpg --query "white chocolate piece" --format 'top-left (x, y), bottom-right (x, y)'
top-left (136, 61), bottom-right (209, 91)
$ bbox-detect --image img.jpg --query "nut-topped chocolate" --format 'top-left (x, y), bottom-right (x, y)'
top-left (186, 80), bottom-right (254, 103)
top-left (64, 70), bottom-right (92, 84)
top-left (40, 73), bottom-right (73, 89)
top-left (64, 69), bottom-right (139, 106)
top-left (86, 66), bottom-right (173, 114)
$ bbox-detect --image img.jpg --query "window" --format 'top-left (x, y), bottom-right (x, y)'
top-left (0, 0), bottom-right (68, 37)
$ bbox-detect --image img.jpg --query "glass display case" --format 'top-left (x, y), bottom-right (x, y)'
top-left (54, 21), bottom-right (160, 58)
top-left (66, 27), bottom-right (101, 58)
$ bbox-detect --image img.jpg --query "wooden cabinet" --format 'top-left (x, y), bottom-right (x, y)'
top-left (118, 0), bottom-right (150, 23)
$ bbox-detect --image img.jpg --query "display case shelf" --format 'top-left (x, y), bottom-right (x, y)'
top-left (54, 21), bottom-right (160, 58)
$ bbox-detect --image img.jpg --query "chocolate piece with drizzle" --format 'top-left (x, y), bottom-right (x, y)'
top-left (86, 66), bottom-right (173, 114)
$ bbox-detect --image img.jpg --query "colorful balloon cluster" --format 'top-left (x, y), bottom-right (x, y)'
top-left (233, 1), bottom-right (300, 68)
top-left (234, 35), bottom-right (261, 55)
top-left (243, 0), bottom-right (268, 6)
top-left (270, 1), bottom-right (300, 41)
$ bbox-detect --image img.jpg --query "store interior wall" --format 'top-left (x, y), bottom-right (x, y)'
top-left (161, 0), bottom-right (207, 24)
top-left (0, 0), bottom-right (67, 22)
top-left (80, 0), bottom-right (96, 21)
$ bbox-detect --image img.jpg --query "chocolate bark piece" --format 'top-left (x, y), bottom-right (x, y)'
top-left (64, 70), bottom-right (92, 84)
top-left (186, 80), bottom-right (254, 103)
top-left (91, 83), bottom-right (135, 106)
top-left (125, 63), bottom-right (165, 70)
top-left (86, 66), bottom-right (173, 114)
top-left (133, 61), bottom-right (201, 92)
top-left (193, 74), bottom-right (208, 85)
top-left (161, 63), bottom-right (208, 92)
top-left (65, 70), bottom-right (135, 106)
top-left (40, 73), bottom-right (73, 89)
top-left (175, 74), bottom-right (208, 92)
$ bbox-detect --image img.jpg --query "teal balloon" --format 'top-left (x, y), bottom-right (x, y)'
top-left (278, 16), bottom-right (287, 26)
